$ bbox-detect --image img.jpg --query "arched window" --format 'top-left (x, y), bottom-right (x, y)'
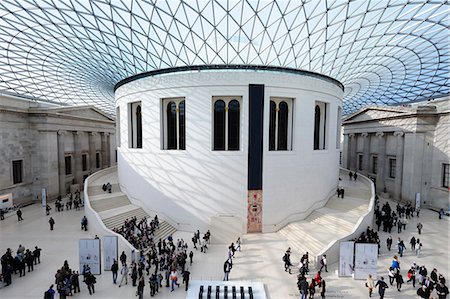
top-left (213, 100), bottom-right (226, 150)
top-left (213, 97), bottom-right (242, 151)
top-left (277, 101), bottom-right (288, 150)
top-left (179, 100), bottom-right (185, 150)
top-left (162, 98), bottom-right (185, 150)
top-left (269, 98), bottom-right (293, 151)
top-left (166, 101), bottom-right (177, 149)
top-left (228, 100), bottom-right (240, 151)
top-left (314, 101), bottom-right (328, 150)
top-left (314, 105), bottom-right (321, 150)
top-left (269, 101), bottom-right (276, 151)
top-left (128, 101), bottom-right (143, 149)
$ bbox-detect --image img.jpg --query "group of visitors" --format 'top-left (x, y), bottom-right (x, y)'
top-left (112, 233), bottom-right (198, 298)
top-left (191, 229), bottom-right (211, 253)
top-left (112, 215), bottom-right (160, 251)
top-left (0, 245), bottom-right (42, 287)
top-left (102, 182), bottom-right (112, 193)
top-left (48, 260), bottom-right (95, 298)
top-left (54, 190), bottom-right (83, 213)
top-left (223, 237), bottom-right (241, 281)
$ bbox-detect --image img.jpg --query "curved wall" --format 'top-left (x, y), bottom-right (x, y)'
top-left (115, 69), bottom-right (343, 234)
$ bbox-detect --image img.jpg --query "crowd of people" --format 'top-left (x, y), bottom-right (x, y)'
top-left (46, 260), bottom-right (95, 298)
top-left (112, 215), bottom-right (160, 251)
top-left (1, 245), bottom-right (42, 287)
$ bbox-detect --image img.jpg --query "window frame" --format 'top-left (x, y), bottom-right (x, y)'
top-left (162, 98), bottom-right (186, 150)
top-left (95, 152), bottom-right (100, 169)
top-left (128, 101), bottom-right (142, 149)
top-left (268, 97), bottom-right (293, 151)
top-left (12, 159), bottom-right (23, 184)
top-left (65, 155), bottom-right (72, 175)
top-left (212, 96), bottom-right (242, 151)
top-left (82, 153), bottom-right (88, 172)
top-left (357, 154), bottom-right (363, 171)
top-left (443, 163), bottom-right (449, 188)
top-left (372, 155), bottom-right (378, 174)
top-left (313, 101), bottom-right (328, 150)
top-left (389, 158), bottom-right (396, 179)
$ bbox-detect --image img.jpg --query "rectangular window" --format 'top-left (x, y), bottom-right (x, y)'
top-left (96, 152), bottom-right (100, 168)
top-left (115, 150), bottom-right (118, 163)
top-left (443, 163), bottom-right (449, 188)
top-left (314, 101), bottom-right (328, 150)
top-left (128, 101), bottom-right (142, 148)
top-left (213, 96), bottom-right (241, 151)
top-left (336, 107), bottom-right (342, 149)
top-left (389, 158), bottom-right (396, 178)
top-left (269, 97), bottom-right (293, 151)
top-left (162, 98), bottom-right (185, 150)
top-left (358, 154), bottom-right (363, 171)
top-left (372, 156), bottom-right (378, 174)
top-left (65, 156), bottom-right (72, 175)
top-left (12, 160), bottom-right (23, 184)
top-left (82, 154), bottom-right (87, 171)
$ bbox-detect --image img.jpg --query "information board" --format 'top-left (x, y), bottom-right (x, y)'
top-left (79, 239), bottom-right (101, 275)
top-left (354, 243), bottom-right (378, 280)
top-left (103, 236), bottom-right (118, 271)
top-left (339, 241), bottom-right (354, 277)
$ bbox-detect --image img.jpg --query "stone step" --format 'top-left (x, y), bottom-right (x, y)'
top-left (307, 210), bottom-right (356, 232)
top-left (89, 191), bottom-right (124, 201)
top-left (103, 207), bottom-right (148, 230)
top-left (317, 206), bottom-right (362, 222)
top-left (89, 195), bottom-right (131, 212)
top-left (88, 183), bottom-right (121, 196)
top-left (279, 223), bottom-right (326, 258)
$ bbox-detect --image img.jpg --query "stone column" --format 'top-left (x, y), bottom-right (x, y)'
top-left (106, 133), bottom-right (111, 167)
top-left (101, 132), bottom-right (107, 169)
top-left (361, 133), bottom-right (370, 175)
top-left (376, 132), bottom-right (386, 192)
top-left (89, 132), bottom-right (97, 170)
top-left (349, 133), bottom-right (357, 170)
top-left (73, 131), bottom-right (83, 185)
top-left (394, 131), bottom-right (404, 200)
top-left (57, 130), bottom-right (66, 196)
top-left (342, 133), bottom-right (349, 168)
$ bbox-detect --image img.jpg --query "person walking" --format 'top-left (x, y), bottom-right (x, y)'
top-left (319, 279), bottom-right (326, 299)
top-left (49, 217), bottom-right (55, 230)
top-left (223, 259), bottom-right (232, 281)
top-left (183, 268), bottom-right (190, 291)
top-left (189, 250), bottom-right (193, 265)
top-left (417, 222), bottom-right (423, 234)
top-left (375, 277), bottom-right (388, 299)
top-left (136, 276), bottom-right (145, 299)
top-left (410, 236), bottom-right (416, 251)
top-left (85, 273), bottom-right (96, 295)
top-left (45, 204), bottom-right (51, 215)
top-left (170, 269), bottom-right (180, 292)
top-left (16, 208), bottom-right (23, 221)
top-left (118, 264), bottom-right (128, 287)
top-left (111, 259), bottom-right (119, 284)
top-left (44, 284), bottom-right (56, 299)
top-left (319, 255), bottom-right (328, 272)
top-left (366, 274), bottom-right (374, 297)
top-left (386, 236), bottom-right (392, 251)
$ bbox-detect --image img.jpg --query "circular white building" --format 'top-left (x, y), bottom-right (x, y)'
top-left (115, 65), bottom-right (343, 240)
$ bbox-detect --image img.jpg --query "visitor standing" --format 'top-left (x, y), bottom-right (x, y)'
top-left (49, 217), bottom-right (55, 230)
top-left (375, 277), bottom-right (388, 299)
top-left (366, 274), bottom-right (374, 297)
top-left (16, 208), bottom-right (23, 221)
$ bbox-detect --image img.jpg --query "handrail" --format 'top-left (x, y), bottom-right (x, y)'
top-left (313, 167), bottom-right (375, 268)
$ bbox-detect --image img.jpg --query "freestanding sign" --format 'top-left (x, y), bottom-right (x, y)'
top-left (79, 239), bottom-right (101, 275)
top-left (339, 241), bottom-right (354, 277)
top-left (354, 243), bottom-right (378, 280)
top-left (415, 192), bottom-right (421, 210)
top-left (41, 188), bottom-right (47, 208)
top-left (103, 236), bottom-right (118, 271)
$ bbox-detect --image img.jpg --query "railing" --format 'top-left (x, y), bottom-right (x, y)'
top-left (313, 168), bottom-right (375, 269)
top-left (83, 166), bottom-right (141, 261)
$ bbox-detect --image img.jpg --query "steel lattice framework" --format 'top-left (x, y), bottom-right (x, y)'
top-left (0, 0), bottom-right (448, 115)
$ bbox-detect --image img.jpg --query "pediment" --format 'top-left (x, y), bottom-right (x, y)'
top-left (345, 107), bottom-right (408, 123)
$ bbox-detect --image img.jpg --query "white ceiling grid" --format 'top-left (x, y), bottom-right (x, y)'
top-left (0, 0), bottom-right (448, 115)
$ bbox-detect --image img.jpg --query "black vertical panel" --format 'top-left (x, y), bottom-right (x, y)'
top-left (248, 84), bottom-right (264, 190)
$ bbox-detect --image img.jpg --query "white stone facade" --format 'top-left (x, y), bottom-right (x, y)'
top-left (115, 69), bottom-right (343, 235)
top-left (342, 97), bottom-right (449, 209)
top-left (0, 95), bottom-right (117, 204)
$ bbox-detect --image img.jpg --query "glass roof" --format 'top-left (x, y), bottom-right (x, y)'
top-left (0, 0), bottom-right (448, 115)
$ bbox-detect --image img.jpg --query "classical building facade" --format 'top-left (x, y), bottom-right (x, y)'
top-left (342, 97), bottom-right (449, 209)
top-left (0, 95), bottom-right (116, 205)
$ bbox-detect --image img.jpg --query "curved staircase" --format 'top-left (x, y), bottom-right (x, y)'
top-left (87, 170), bottom-right (177, 244)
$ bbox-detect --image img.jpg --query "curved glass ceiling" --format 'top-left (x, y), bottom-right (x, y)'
top-left (0, 0), bottom-right (448, 115)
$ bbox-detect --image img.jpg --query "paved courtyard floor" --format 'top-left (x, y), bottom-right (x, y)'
top-left (0, 198), bottom-right (448, 298)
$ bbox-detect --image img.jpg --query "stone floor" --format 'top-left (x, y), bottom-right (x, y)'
top-left (0, 198), bottom-right (448, 298)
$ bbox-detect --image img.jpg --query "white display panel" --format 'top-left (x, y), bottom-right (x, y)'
top-left (339, 241), bottom-right (354, 277)
top-left (79, 239), bottom-right (101, 275)
top-left (0, 193), bottom-right (13, 209)
top-left (354, 243), bottom-right (378, 280)
top-left (103, 236), bottom-right (118, 271)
